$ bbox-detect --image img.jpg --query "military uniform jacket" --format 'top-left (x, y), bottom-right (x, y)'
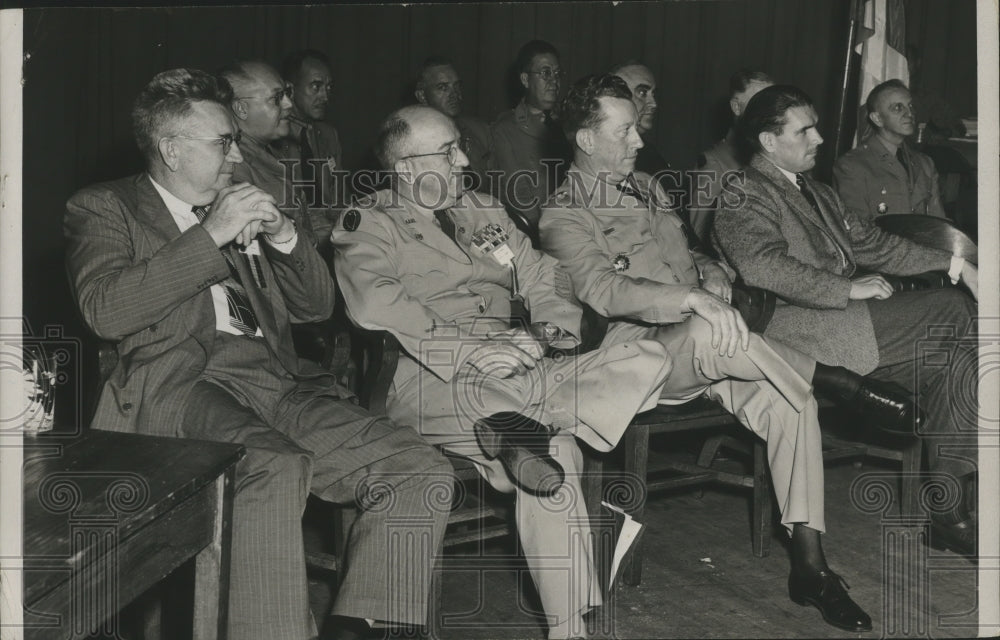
top-left (273, 117), bottom-right (348, 223)
top-left (688, 129), bottom-right (741, 242)
top-left (330, 190), bottom-right (581, 383)
top-left (64, 173), bottom-right (337, 436)
top-left (540, 167), bottom-right (733, 346)
top-left (833, 135), bottom-right (945, 223)
top-left (712, 155), bottom-right (952, 373)
top-left (455, 114), bottom-right (495, 193)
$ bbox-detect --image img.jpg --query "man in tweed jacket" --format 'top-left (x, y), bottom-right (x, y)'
top-left (713, 84), bottom-right (979, 558)
top-left (64, 69), bottom-right (451, 640)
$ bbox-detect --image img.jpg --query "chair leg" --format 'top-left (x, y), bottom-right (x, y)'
top-left (696, 435), bottom-right (726, 467)
top-left (751, 439), bottom-right (772, 558)
top-left (621, 423), bottom-right (649, 587)
top-left (899, 437), bottom-right (923, 517)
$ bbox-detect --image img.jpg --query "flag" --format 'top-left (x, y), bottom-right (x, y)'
top-left (854, 0), bottom-right (908, 145)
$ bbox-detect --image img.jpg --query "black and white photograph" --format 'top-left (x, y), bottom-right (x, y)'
top-left (1, 2), bottom-right (996, 639)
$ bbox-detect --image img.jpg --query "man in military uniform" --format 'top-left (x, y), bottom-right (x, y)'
top-left (687, 69), bottom-right (773, 242)
top-left (273, 49), bottom-right (349, 250)
top-left (834, 79), bottom-right (946, 223)
top-left (220, 60), bottom-right (333, 250)
top-left (540, 74), bottom-right (875, 633)
top-left (414, 56), bottom-right (494, 193)
top-left (492, 40), bottom-right (572, 228)
top-left (331, 104), bottom-right (673, 639)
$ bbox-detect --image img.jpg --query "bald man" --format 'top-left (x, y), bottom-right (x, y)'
top-left (331, 104), bottom-right (672, 639)
top-left (220, 60), bottom-right (333, 247)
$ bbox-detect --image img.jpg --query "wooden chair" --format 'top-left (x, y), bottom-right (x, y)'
top-left (575, 307), bottom-right (773, 587)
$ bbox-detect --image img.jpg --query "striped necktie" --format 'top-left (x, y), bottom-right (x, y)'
top-left (192, 206), bottom-right (260, 337)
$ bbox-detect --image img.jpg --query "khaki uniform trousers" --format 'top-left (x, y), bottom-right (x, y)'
top-left (386, 340), bottom-right (672, 628)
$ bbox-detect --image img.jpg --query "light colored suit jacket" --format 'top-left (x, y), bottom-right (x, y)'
top-left (330, 190), bottom-right (580, 383)
top-left (833, 135), bottom-right (945, 223)
top-left (64, 173), bottom-right (336, 436)
top-left (712, 154), bottom-right (952, 373)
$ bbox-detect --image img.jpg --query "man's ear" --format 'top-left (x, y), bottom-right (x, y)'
top-left (758, 130), bottom-right (777, 154)
top-left (158, 137), bottom-right (180, 172)
top-left (730, 97), bottom-right (742, 117)
top-left (230, 99), bottom-right (249, 121)
top-left (575, 128), bottom-right (595, 156)
top-left (868, 111), bottom-right (883, 129)
top-left (519, 72), bottom-right (529, 91)
top-left (415, 87), bottom-right (427, 105)
top-left (394, 158), bottom-right (414, 184)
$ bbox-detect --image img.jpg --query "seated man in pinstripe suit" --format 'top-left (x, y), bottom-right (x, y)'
top-left (64, 68), bottom-right (452, 640)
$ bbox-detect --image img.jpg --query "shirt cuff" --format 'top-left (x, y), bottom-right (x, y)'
top-left (266, 230), bottom-right (298, 254)
top-left (948, 256), bottom-right (965, 284)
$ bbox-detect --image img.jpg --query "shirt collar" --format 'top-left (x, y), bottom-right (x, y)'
top-left (872, 133), bottom-right (900, 157)
top-left (148, 175), bottom-right (198, 219)
top-left (761, 156), bottom-right (800, 187)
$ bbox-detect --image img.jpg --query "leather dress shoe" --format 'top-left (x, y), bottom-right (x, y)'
top-left (474, 412), bottom-right (564, 496)
top-left (788, 568), bottom-right (872, 632)
top-left (930, 515), bottom-right (977, 559)
top-left (812, 364), bottom-right (919, 434)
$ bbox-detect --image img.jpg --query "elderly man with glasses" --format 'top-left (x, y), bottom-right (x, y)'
top-left (64, 68), bottom-right (453, 640)
top-left (491, 39), bottom-right (572, 229)
top-left (331, 103), bottom-right (673, 639)
top-left (219, 60), bottom-right (329, 247)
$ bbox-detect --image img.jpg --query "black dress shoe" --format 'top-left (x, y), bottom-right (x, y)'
top-left (474, 412), bottom-right (564, 495)
top-left (812, 364), bottom-right (919, 434)
top-left (930, 515), bottom-right (977, 558)
top-left (788, 568), bottom-right (873, 632)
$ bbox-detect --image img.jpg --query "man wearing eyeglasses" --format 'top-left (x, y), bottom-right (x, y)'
top-left (414, 56), bottom-right (494, 194)
top-left (833, 80), bottom-right (946, 223)
top-left (65, 69), bottom-right (452, 640)
top-left (331, 104), bottom-right (673, 639)
top-left (492, 39), bottom-right (572, 229)
top-left (273, 49), bottom-right (348, 248)
top-left (219, 60), bottom-right (328, 248)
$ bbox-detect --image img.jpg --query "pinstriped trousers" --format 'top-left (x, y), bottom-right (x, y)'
top-left (181, 334), bottom-right (452, 640)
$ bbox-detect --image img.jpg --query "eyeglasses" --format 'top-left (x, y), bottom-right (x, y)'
top-left (399, 143), bottom-right (462, 165)
top-left (169, 130), bottom-right (242, 155)
top-left (527, 68), bottom-right (564, 82)
top-left (236, 86), bottom-right (292, 108)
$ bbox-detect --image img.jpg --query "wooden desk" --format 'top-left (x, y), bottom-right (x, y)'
top-left (23, 429), bottom-right (244, 640)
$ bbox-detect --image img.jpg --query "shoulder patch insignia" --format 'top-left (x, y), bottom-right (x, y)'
top-left (343, 209), bottom-right (361, 232)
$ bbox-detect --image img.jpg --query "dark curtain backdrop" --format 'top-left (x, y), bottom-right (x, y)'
top-left (21, 0), bottom-right (976, 427)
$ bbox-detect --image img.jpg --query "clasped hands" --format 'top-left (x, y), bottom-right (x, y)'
top-left (464, 323), bottom-right (557, 379)
top-left (200, 182), bottom-right (294, 248)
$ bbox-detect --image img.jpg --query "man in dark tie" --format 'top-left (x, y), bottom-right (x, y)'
top-left (833, 79), bottom-right (947, 223)
top-left (64, 68), bottom-right (452, 640)
top-left (414, 56), bottom-right (494, 194)
top-left (491, 40), bottom-right (571, 228)
top-left (713, 84), bottom-right (979, 559)
top-left (273, 49), bottom-right (349, 249)
top-left (331, 103), bottom-right (673, 639)
top-left (540, 74), bottom-right (883, 633)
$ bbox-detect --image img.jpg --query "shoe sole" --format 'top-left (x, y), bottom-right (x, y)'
top-left (789, 593), bottom-right (873, 633)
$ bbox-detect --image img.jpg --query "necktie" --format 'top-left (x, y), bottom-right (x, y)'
top-left (192, 206), bottom-right (260, 337)
top-left (616, 173), bottom-right (648, 205)
top-left (795, 174), bottom-right (823, 217)
top-left (433, 209), bottom-right (463, 249)
top-left (895, 146), bottom-right (910, 179)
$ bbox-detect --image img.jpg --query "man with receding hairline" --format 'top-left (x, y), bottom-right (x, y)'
top-left (834, 79), bottom-right (946, 223)
top-left (65, 68), bottom-right (451, 640)
top-left (332, 103), bottom-right (672, 639)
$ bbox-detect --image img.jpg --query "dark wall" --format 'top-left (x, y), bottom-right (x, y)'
top-left (21, 1), bottom-right (977, 426)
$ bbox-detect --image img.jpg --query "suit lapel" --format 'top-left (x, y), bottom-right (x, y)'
top-left (134, 174), bottom-right (184, 246)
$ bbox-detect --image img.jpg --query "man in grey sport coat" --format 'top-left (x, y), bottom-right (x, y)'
top-left (713, 84), bottom-right (979, 559)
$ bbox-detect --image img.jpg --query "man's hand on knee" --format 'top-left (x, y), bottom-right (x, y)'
top-left (685, 288), bottom-right (750, 357)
